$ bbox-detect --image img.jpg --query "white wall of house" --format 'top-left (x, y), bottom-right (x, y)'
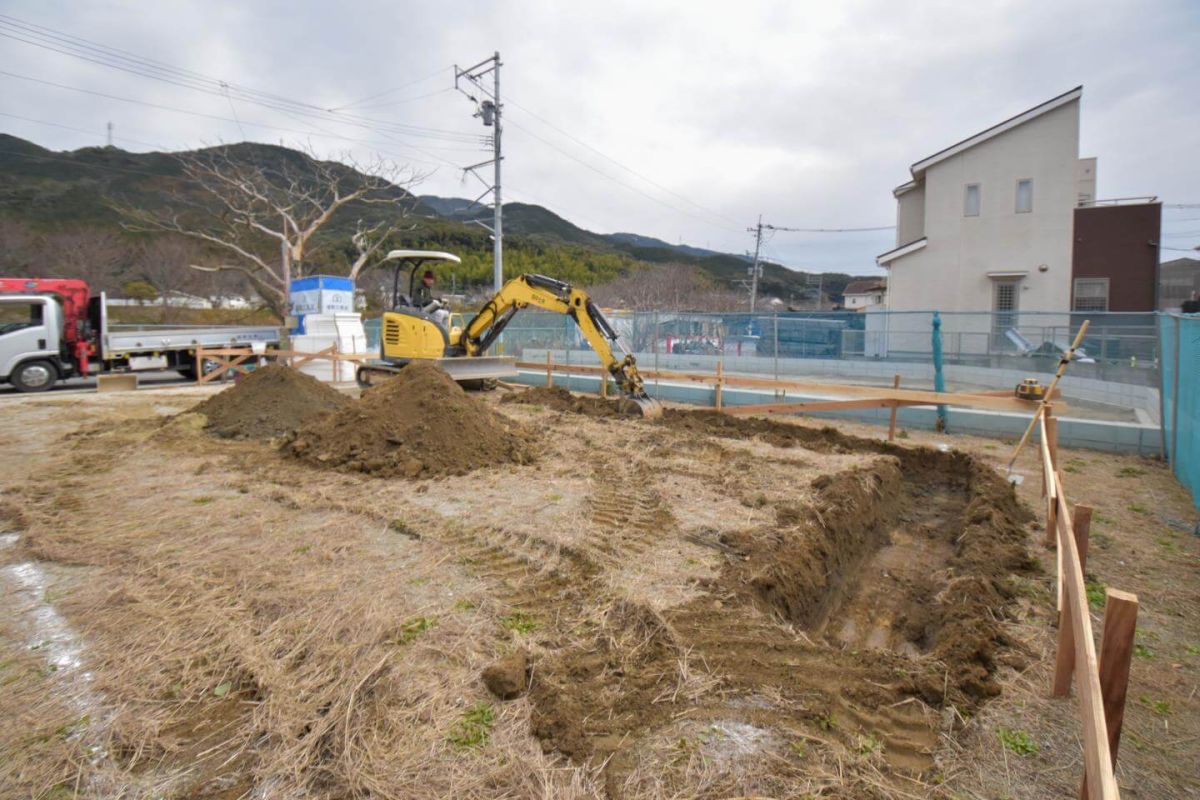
top-left (883, 96), bottom-right (1082, 318)
top-left (844, 292), bottom-right (884, 310)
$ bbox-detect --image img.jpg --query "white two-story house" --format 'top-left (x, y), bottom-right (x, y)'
top-left (876, 87), bottom-right (1095, 341)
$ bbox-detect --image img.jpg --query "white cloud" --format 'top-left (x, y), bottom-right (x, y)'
top-left (1, 0), bottom-right (1197, 274)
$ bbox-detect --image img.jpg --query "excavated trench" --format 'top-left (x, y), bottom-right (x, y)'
top-left (521, 403), bottom-right (1035, 791)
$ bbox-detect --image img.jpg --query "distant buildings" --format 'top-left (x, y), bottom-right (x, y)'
top-left (841, 279), bottom-right (887, 311)
top-left (876, 87), bottom-right (1161, 322)
top-left (1160, 257), bottom-right (1200, 311)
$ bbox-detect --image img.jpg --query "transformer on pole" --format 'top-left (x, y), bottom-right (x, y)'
top-left (454, 52), bottom-right (504, 294)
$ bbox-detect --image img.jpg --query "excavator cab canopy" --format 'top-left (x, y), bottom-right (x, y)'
top-left (379, 250), bottom-right (462, 310)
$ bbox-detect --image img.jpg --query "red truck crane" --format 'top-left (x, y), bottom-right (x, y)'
top-left (0, 278), bottom-right (278, 392)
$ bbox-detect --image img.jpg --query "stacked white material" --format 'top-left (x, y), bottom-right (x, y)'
top-left (292, 313), bottom-right (368, 382)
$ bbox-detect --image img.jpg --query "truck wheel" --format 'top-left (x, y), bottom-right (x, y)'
top-left (11, 360), bottom-right (57, 393)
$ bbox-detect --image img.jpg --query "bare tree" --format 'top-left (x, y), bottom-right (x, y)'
top-left (0, 219), bottom-right (37, 276)
top-left (39, 228), bottom-right (130, 290)
top-left (115, 144), bottom-right (423, 316)
top-left (588, 264), bottom-right (746, 312)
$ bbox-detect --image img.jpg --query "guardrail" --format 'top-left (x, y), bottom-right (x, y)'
top-left (1038, 407), bottom-right (1136, 799)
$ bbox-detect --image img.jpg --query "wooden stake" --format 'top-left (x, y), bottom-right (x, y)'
top-left (1053, 504), bottom-right (1093, 696)
top-left (1047, 407), bottom-right (1060, 469)
top-left (194, 347), bottom-right (204, 384)
top-left (1080, 589), bottom-right (1138, 800)
top-left (715, 361), bottom-right (724, 411)
top-left (546, 351), bottom-right (553, 388)
top-left (888, 374), bottom-right (901, 441)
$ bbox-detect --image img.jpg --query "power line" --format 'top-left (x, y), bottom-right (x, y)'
top-left (0, 111), bottom-right (170, 150)
top-left (504, 117), bottom-right (743, 236)
top-left (765, 223), bottom-right (895, 233)
top-left (325, 67), bottom-right (453, 111)
top-left (504, 94), bottom-right (742, 230)
top-left (0, 70), bottom-right (473, 169)
top-left (0, 15), bottom-right (487, 146)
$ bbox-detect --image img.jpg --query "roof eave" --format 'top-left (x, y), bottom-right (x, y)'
top-left (909, 86), bottom-right (1083, 177)
top-left (876, 237), bottom-right (927, 266)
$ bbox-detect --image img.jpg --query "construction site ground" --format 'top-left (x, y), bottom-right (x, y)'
top-left (1, 382), bottom-right (1197, 799)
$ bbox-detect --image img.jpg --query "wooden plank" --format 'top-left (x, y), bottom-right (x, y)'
top-left (722, 398), bottom-right (928, 416)
top-left (962, 387), bottom-right (1062, 400)
top-left (97, 373), bottom-right (138, 393)
top-left (288, 344), bottom-right (337, 370)
top-left (1080, 589), bottom-right (1138, 800)
top-left (199, 352), bottom-right (252, 384)
top-left (1056, 488), bottom-right (1120, 800)
top-left (1008, 320), bottom-right (1091, 468)
top-left (1054, 504), bottom-right (1093, 696)
top-left (512, 361), bottom-right (1058, 413)
top-left (888, 374), bottom-right (901, 441)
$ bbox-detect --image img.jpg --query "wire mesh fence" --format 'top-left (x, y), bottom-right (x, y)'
top-left (491, 309), bottom-right (1162, 387)
top-left (365, 310), bottom-right (1160, 380)
top-left (1159, 314), bottom-right (1200, 511)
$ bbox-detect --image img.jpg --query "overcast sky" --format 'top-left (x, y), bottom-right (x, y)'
top-left (2, 0), bottom-right (1198, 275)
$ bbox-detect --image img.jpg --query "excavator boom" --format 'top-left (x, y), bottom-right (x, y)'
top-left (463, 274), bottom-right (661, 417)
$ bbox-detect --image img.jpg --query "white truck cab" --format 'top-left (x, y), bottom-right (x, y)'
top-left (0, 294), bottom-right (66, 391)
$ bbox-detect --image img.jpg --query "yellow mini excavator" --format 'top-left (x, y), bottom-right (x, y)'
top-left (356, 250), bottom-right (662, 417)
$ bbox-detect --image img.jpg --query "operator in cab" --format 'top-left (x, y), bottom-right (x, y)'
top-left (415, 269), bottom-right (451, 329)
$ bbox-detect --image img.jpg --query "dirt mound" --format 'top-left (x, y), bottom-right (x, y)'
top-left (282, 361), bottom-right (535, 478)
top-left (189, 365), bottom-right (350, 439)
top-left (501, 385), bottom-right (642, 417)
top-left (659, 407), bottom-right (882, 453)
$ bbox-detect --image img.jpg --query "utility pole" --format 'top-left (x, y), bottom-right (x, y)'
top-left (807, 273), bottom-right (824, 310)
top-left (106, 121), bottom-right (113, 147)
top-left (748, 215), bottom-right (763, 312)
top-left (455, 52), bottom-right (503, 293)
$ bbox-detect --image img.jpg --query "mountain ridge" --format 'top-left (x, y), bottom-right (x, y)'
top-left (0, 134), bottom-right (855, 301)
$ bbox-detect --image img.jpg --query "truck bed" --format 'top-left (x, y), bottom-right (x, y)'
top-left (104, 325), bottom-right (280, 356)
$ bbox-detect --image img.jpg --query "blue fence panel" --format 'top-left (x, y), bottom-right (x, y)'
top-left (1160, 314), bottom-right (1200, 511)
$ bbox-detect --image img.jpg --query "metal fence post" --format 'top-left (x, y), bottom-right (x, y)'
top-left (932, 311), bottom-right (948, 431)
top-left (773, 314), bottom-right (780, 382)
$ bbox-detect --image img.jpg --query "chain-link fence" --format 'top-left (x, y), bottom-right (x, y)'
top-left (495, 308), bottom-right (1160, 385)
top-left (1160, 314), bottom-right (1199, 511)
top-left (362, 309), bottom-right (1165, 422)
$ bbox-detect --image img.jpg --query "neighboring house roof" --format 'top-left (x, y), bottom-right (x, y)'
top-left (843, 279), bottom-right (887, 295)
top-left (892, 86), bottom-right (1083, 194)
top-left (876, 237), bottom-right (927, 266)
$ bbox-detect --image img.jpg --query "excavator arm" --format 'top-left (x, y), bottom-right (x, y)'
top-left (463, 274), bottom-right (658, 412)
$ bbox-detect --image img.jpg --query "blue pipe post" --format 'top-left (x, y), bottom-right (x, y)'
top-left (932, 311), bottom-right (948, 431)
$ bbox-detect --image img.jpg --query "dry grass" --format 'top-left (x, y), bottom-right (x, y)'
top-left (1, 386), bottom-right (1196, 799)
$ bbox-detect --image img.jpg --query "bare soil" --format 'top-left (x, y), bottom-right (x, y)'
top-left (188, 364), bottom-right (349, 439)
top-left (0, 384), bottom-right (1196, 799)
top-left (281, 361), bottom-right (536, 478)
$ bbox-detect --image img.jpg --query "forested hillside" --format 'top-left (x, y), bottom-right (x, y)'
top-left (0, 134), bottom-right (854, 311)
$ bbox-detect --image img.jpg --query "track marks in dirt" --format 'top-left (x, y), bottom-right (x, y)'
top-left (587, 465), bottom-right (676, 559)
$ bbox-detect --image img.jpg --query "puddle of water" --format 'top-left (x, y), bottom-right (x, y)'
top-left (0, 531), bottom-right (107, 746)
top-left (701, 720), bottom-right (775, 764)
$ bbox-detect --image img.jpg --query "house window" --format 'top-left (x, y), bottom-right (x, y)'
top-left (1016, 179), bottom-right (1033, 213)
top-left (1073, 278), bottom-right (1109, 312)
top-left (964, 183), bottom-right (981, 217)
top-left (991, 279), bottom-right (1020, 343)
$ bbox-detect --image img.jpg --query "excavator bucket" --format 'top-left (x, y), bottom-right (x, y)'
top-left (627, 397), bottom-right (663, 419)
